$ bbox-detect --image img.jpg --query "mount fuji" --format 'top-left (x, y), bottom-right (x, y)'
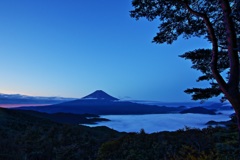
top-left (82, 90), bottom-right (119, 101)
top-left (14, 90), bottom-right (183, 115)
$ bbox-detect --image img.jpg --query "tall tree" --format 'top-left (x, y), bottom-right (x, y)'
top-left (130, 0), bottom-right (240, 139)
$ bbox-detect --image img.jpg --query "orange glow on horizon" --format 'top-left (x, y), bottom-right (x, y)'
top-left (0, 104), bottom-right (50, 108)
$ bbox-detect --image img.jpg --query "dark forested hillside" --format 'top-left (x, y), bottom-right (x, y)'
top-left (1, 107), bottom-right (239, 159)
top-left (98, 127), bottom-right (240, 160)
top-left (14, 109), bottom-right (110, 125)
top-left (0, 108), bottom-right (123, 160)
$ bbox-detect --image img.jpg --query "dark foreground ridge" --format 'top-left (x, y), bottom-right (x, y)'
top-left (1, 107), bottom-right (239, 159)
top-left (14, 109), bottom-right (110, 125)
top-left (0, 107), bottom-right (122, 160)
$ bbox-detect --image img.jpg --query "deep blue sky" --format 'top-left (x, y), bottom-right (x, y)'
top-left (0, 0), bottom-right (212, 101)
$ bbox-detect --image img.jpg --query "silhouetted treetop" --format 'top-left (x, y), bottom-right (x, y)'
top-left (130, 0), bottom-right (239, 48)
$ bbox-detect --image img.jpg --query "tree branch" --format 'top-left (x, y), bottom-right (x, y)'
top-left (182, 1), bottom-right (229, 93)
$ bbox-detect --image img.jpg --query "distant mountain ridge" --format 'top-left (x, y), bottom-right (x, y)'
top-left (9, 90), bottom-right (233, 114)
top-left (14, 90), bottom-right (184, 115)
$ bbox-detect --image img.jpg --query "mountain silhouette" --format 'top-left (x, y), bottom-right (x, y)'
top-left (82, 90), bottom-right (119, 101)
top-left (14, 90), bottom-right (183, 115)
top-left (180, 107), bottom-right (216, 115)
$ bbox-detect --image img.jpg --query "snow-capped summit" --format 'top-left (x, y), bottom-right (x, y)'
top-left (82, 90), bottom-right (119, 101)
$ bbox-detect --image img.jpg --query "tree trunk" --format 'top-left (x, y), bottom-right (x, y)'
top-left (219, 0), bottom-right (240, 145)
top-left (232, 99), bottom-right (240, 145)
top-left (237, 114), bottom-right (240, 145)
top-left (183, 0), bottom-right (240, 144)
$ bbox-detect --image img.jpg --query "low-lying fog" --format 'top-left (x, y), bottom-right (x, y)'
top-left (85, 110), bottom-right (234, 133)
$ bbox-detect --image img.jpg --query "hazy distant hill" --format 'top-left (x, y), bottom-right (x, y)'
top-left (180, 107), bottom-right (216, 115)
top-left (0, 93), bottom-right (76, 105)
top-left (14, 90), bottom-right (184, 115)
top-left (133, 100), bottom-right (232, 110)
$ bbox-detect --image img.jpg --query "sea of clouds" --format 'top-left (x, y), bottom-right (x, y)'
top-left (85, 110), bottom-right (234, 133)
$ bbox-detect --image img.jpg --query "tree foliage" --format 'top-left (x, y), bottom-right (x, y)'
top-left (131, 0), bottom-right (239, 45)
top-left (131, 0), bottom-right (240, 140)
top-left (98, 127), bottom-right (240, 160)
top-left (179, 49), bottom-right (230, 100)
top-left (130, 0), bottom-right (239, 102)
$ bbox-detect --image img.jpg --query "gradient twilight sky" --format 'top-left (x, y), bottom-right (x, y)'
top-left (0, 0), bottom-right (213, 102)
